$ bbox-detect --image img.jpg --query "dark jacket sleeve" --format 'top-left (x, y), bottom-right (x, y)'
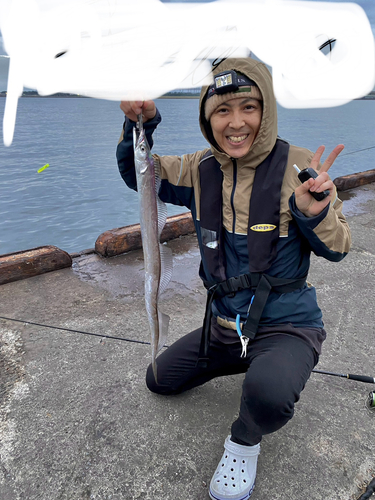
top-left (116, 110), bottom-right (162, 190)
top-left (289, 193), bottom-right (351, 262)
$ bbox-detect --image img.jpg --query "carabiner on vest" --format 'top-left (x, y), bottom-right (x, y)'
top-left (235, 296), bottom-right (254, 357)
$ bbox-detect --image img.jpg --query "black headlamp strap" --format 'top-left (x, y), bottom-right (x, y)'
top-left (207, 70), bottom-right (258, 99)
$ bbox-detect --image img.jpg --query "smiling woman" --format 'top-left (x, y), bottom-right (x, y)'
top-left (116, 56), bottom-right (352, 500)
top-left (209, 97), bottom-right (262, 158)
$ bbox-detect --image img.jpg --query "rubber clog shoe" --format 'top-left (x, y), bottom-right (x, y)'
top-left (209, 436), bottom-right (260, 500)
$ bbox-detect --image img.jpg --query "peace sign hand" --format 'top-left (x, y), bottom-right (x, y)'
top-left (295, 144), bottom-right (344, 217)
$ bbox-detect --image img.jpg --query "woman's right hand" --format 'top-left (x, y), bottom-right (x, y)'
top-left (120, 100), bottom-right (156, 123)
top-left (294, 144), bottom-right (344, 217)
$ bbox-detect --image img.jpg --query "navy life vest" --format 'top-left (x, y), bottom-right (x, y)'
top-left (197, 139), bottom-right (307, 365)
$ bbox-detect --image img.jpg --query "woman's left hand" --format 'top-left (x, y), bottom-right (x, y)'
top-left (295, 144), bottom-right (344, 217)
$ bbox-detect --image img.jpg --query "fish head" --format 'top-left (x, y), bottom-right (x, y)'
top-left (134, 129), bottom-right (152, 174)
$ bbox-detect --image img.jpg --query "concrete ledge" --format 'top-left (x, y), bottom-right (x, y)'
top-left (0, 246), bottom-right (72, 285)
top-left (95, 212), bottom-right (195, 257)
top-left (2, 168), bottom-right (373, 284)
top-left (334, 169), bottom-right (375, 191)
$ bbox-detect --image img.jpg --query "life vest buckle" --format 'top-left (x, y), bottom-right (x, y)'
top-left (221, 274), bottom-right (251, 297)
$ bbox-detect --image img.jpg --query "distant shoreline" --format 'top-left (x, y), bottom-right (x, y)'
top-left (0, 93), bottom-right (88, 98)
top-left (0, 93), bottom-right (200, 99)
top-left (355, 95), bottom-right (375, 100)
top-left (0, 93), bottom-right (374, 100)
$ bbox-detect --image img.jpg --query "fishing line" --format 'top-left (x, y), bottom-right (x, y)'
top-left (2, 316), bottom-right (374, 379)
top-left (2, 316), bottom-right (374, 500)
top-left (0, 315), bottom-right (152, 346)
top-left (2, 317), bottom-right (375, 410)
top-left (281, 142), bottom-right (375, 160)
top-left (2, 317), bottom-right (375, 420)
top-left (339, 145), bottom-right (375, 157)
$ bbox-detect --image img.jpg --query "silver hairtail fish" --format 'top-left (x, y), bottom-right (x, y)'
top-left (133, 114), bottom-right (172, 382)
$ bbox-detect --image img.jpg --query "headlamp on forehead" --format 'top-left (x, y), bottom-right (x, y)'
top-left (204, 70), bottom-right (262, 120)
top-left (207, 70), bottom-right (258, 101)
top-left (213, 70), bottom-right (239, 94)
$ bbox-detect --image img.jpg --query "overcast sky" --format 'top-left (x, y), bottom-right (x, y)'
top-left (0, 0), bottom-right (374, 91)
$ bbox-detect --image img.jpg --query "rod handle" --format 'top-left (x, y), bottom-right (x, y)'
top-left (348, 374), bottom-right (375, 384)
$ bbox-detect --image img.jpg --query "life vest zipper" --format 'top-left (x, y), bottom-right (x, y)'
top-left (230, 158), bottom-right (237, 238)
top-left (230, 158), bottom-right (239, 274)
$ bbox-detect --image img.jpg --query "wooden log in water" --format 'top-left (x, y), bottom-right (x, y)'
top-left (334, 169), bottom-right (375, 191)
top-left (0, 246), bottom-right (72, 285)
top-left (95, 212), bottom-right (195, 257)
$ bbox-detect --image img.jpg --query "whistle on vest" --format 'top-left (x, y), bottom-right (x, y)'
top-left (293, 164), bottom-right (330, 202)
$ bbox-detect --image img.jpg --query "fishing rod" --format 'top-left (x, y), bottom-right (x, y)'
top-left (2, 315), bottom-right (375, 411)
top-left (312, 369), bottom-right (375, 413)
top-left (339, 145), bottom-right (375, 157)
top-left (312, 369), bottom-right (375, 384)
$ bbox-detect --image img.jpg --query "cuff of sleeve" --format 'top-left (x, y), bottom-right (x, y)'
top-left (124, 109), bottom-right (162, 149)
top-left (124, 109), bottom-right (161, 129)
top-left (289, 193), bottom-right (329, 230)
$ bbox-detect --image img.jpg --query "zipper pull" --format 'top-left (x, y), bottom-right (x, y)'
top-left (240, 335), bottom-right (249, 357)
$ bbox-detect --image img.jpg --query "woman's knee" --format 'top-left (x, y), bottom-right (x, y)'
top-left (145, 363), bottom-right (178, 395)
top-left (242, 377), bottom-right (296, 426)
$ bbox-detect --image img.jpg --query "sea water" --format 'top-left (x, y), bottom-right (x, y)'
top-left (0, 97), bottom-right (374, 254)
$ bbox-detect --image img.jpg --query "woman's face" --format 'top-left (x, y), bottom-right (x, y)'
top-left (210, 96), bottom-right (262, 158)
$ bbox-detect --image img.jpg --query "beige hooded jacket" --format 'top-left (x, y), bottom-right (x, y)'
top-left (151, 57), bottom-right (350, 253)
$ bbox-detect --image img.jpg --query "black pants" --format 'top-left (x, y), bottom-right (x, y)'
top-left (146, 323), bottom-right (318, 446)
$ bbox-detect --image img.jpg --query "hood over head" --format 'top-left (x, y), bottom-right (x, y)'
top-left (199, 58), bottom-right (278, 169)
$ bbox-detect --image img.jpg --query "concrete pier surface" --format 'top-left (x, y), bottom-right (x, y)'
top-left (1, 183), bottom-right (375, 500)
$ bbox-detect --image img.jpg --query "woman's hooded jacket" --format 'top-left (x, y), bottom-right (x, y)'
top-left (116, 57), bottom-right (351, 353)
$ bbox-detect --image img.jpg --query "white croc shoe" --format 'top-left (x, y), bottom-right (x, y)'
top-left (209, 436), bottom-right (260, 500)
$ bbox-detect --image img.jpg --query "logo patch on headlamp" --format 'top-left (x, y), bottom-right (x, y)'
top-left (250, 224), bottom-right (276, 232)
top-left (215, 73), bottom-right (233, 89)
top-left (207, 71), bottom-right (258, 100)
top-left (212, 70), bottom-right (239, 94)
